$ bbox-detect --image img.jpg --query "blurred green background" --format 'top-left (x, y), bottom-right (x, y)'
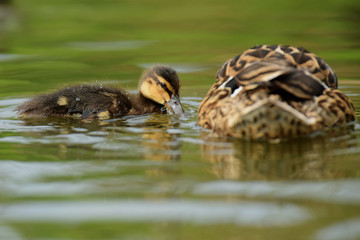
top-left (1, 1), bottom-right (360, 240)
top-left (0, 0), bottom-right (359, 98)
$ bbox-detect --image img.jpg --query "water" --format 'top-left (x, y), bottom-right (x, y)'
top-left (1, 0), bottom-right (360, 239)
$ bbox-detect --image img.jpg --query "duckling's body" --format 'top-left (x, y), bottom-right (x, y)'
top-left (17, 66), bottom-right (184, 119)
top-left (198, 45), bottom-right (355, 139)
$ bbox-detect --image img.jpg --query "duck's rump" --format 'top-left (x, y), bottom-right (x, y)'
top-left (17, 85), bottom-right (133, 119)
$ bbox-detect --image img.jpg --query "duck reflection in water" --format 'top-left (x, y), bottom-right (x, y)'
top-left (200, 126), bottom-right (356, 180)
top-left (140, 115), bottom-right (183, 178)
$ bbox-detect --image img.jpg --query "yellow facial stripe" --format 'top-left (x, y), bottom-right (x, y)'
top-left (156, 74), bottom-right (175, 95)
top-left (57, 96), bottom-right (68, 106)
top-left (141, 79), bottom-right (166, 104)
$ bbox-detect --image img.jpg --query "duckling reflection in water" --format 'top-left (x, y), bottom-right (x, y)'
top-left (17, 66), bottom-right (184, 119)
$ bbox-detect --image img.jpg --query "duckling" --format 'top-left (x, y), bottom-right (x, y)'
top-left (17, 65), bottom-right (184, 119)
top-left (198, 45), bottom-right (355, 139)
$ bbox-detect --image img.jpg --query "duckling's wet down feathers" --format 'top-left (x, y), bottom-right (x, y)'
top-left (17, 66), bottom-right (184, 119)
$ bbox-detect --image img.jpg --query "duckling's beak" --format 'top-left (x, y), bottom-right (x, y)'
top-left (164, 95), bottom-right (184, 115)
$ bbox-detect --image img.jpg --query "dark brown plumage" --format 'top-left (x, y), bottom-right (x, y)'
top-left (17, 66), bottom-right (184, 119)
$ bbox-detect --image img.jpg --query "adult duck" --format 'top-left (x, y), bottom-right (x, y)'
top-left (198, 45), bottom-right (355, 139)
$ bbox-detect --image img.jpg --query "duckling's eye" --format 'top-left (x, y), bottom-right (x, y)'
top-left (160, 82), bottom-right (167, 89)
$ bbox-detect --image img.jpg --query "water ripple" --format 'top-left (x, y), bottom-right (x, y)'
top-left (315, 217), bottom-right (360, 240)
top-left (194, 180), bottom-right (360, 205)
top-left (0, 200), bottom-right (310, 226)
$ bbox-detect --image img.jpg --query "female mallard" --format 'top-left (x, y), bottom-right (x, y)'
top-left (17, 65), bottom-right (184, 119)
top-left (198, 45), bottom-right (355, 139)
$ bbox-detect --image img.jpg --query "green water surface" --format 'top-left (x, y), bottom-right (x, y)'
top-left (0, 0), bottom-right (360, 239)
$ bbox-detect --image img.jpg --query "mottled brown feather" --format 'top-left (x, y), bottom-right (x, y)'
top-left (198, 45), bottom-right (355, 139)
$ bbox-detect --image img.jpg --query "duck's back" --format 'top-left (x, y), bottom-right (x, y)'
top-left (198, 45), bottom-right (355, 139)
top-left (17, 85), bottom-right (133, 119)
top-left (215, 45), bottom-right (338, 89)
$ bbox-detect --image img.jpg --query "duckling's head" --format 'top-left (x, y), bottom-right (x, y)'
top-left (140, 65), bottom-right (184, 115)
